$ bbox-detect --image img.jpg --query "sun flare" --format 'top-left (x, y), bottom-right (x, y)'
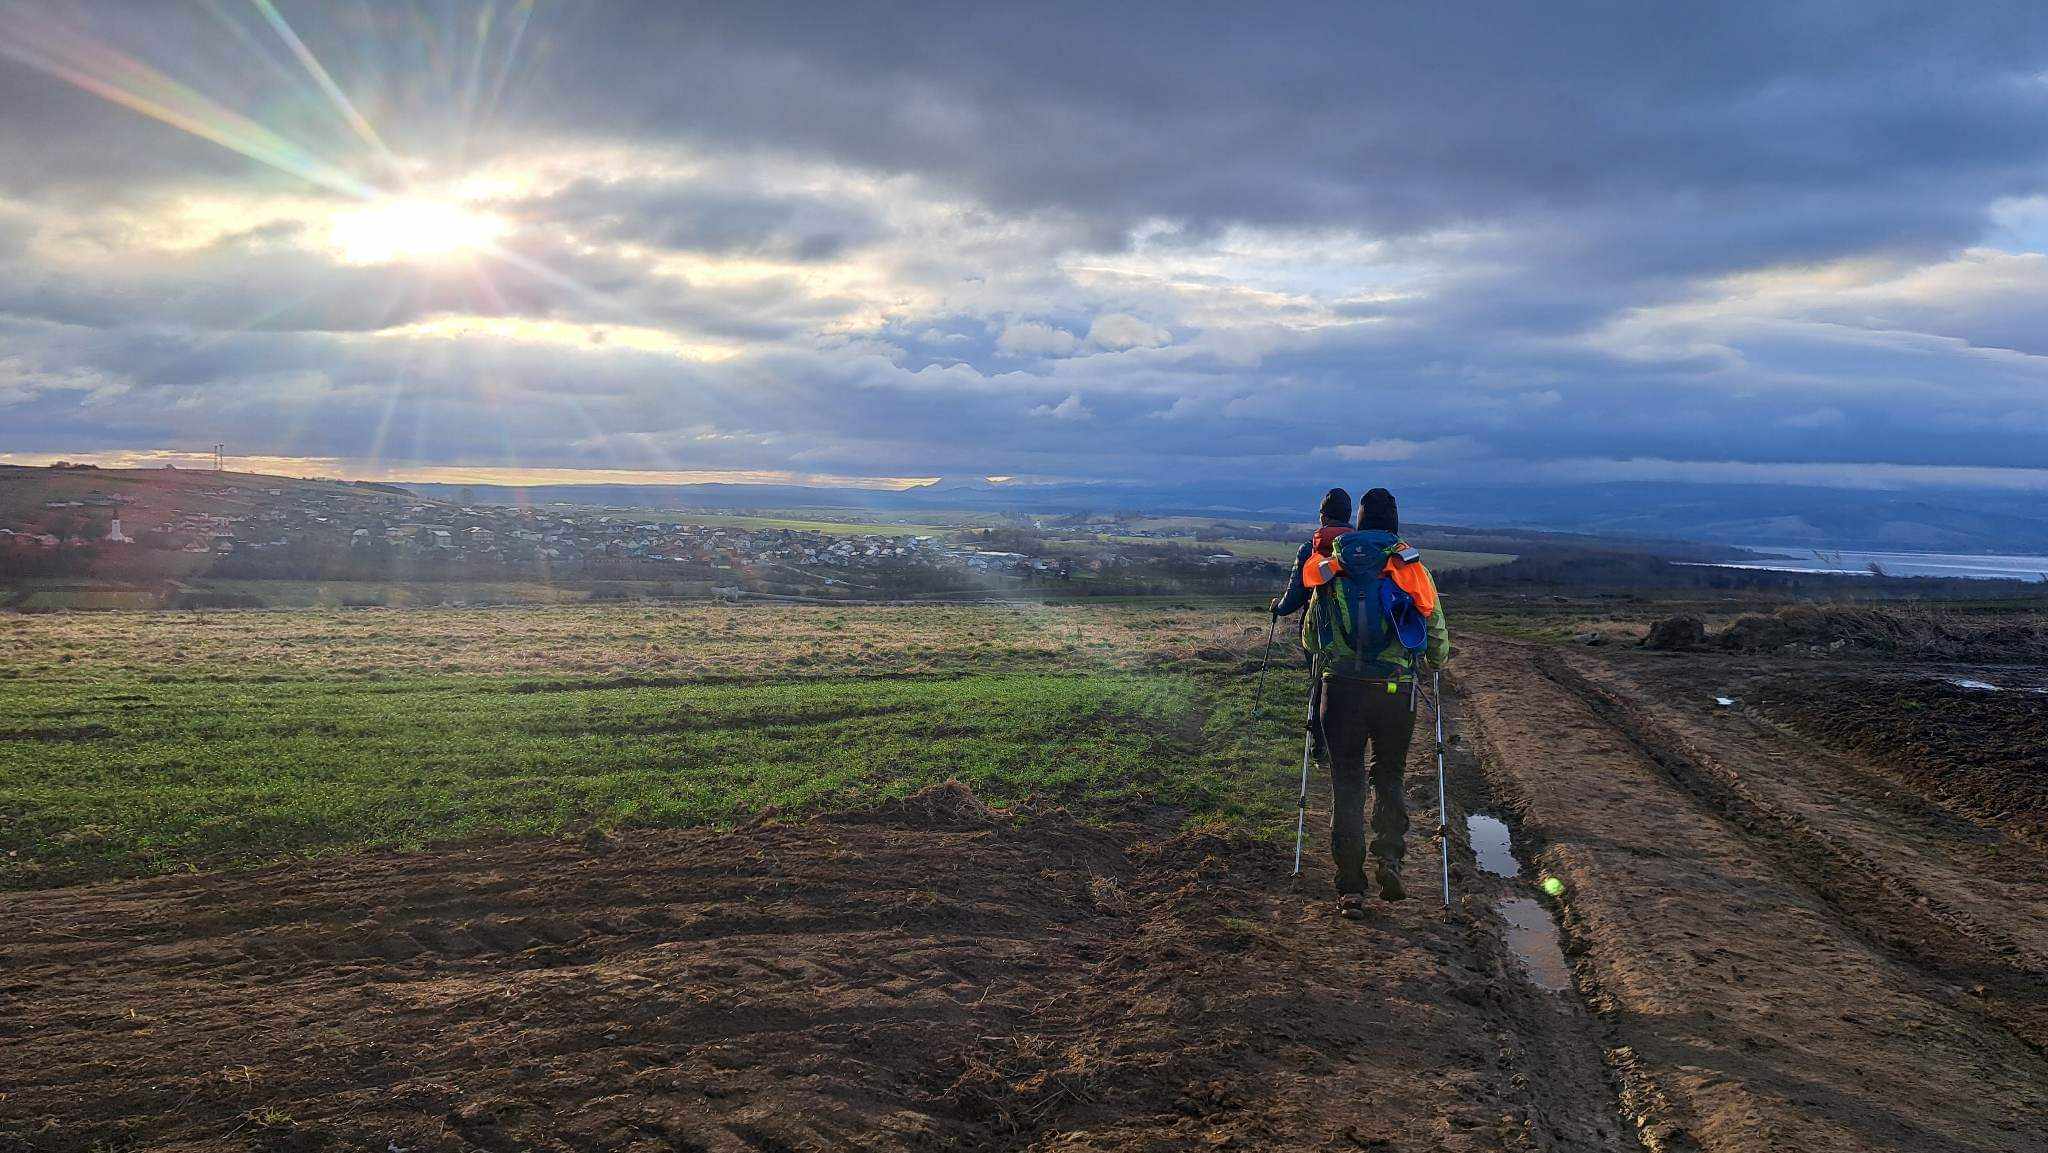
top-left (327, 196), bottom-right (507, 265)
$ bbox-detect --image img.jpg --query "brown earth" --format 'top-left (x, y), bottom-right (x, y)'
top-left (1712, 604), bottom-right (2048, 662)
top-left (1750, 672), bottom-right (2048, 839)
top-left (1, 779), bottom-right (1633, 1153)
top-left (1458, 638), bottom-right (2048, 1153)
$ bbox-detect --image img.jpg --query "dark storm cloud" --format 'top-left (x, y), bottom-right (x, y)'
top-left (522, 178), bottom-right (883, 262)
top-left (15, 2), bottom-right (2046, 260)
top-left (505, 2), bottom-right (2048, 253)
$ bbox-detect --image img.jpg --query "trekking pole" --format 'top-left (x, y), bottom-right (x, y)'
top-left (1292, 659), bottom-right (1323, 876)
top-left (1291, 724), bottom-right (1312, 876)
top-left (1253, 606), bottom-right (1278, 720)
top-left (1432, 667), bottom-right (1451, 907)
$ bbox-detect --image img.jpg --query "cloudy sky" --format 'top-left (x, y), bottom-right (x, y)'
top-left (2, 1), bottom-right (2046, 493)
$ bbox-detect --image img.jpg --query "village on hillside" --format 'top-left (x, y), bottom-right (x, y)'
top-left (0, 464), bottom-right (1283, 600)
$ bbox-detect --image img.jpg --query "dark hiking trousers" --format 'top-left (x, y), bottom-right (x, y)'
top-left (1318, 673), bottom-right (1415, 893)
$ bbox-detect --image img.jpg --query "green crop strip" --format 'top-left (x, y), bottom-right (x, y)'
top-left (2, 662), bottom-right (1310, 886)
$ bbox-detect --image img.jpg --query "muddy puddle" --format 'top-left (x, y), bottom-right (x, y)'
top-left (1467, 812), bottom-right (1573, 994)
top-left (1937, 674), bottom-right (2048, 694)
top-left (1913, 661), bottom-right (2048, 694)
top-left (1468, 812), bottom-right (1519, 878)
top-left (1495, 897), bottom-right (1573, 992)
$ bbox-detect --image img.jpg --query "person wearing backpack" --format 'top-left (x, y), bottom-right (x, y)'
top-left (1285, 487), bottom-right (1450, 915)
top-left (1271, 487), bottom-right (1354, 621)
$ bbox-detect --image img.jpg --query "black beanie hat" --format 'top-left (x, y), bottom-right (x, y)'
top-left (1358, 488), bottom-right (1398, 532)
top-left (1318, 487), bottom-right (1352, 524)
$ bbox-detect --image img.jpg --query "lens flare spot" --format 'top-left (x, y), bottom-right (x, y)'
top-left (328, 196), bottom-right (506, 265)
top-left (1540, 875), bottom-right (1566, 898)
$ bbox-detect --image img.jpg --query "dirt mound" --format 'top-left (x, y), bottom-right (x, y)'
top-left (1716, 604), bottom-right (2048, 661)
top-left (854, 777), bottom-right (998, 827)
top-left (1, 807), bottom-right (1630, 1152)
top-left (1641, 614), bottom-right (1708, 650)
top-left (1757, 675), bottom-right (2048, 840)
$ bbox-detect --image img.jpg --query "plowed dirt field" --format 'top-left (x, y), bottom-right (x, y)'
top-left (3, 782), bottom-right (1631, 1153)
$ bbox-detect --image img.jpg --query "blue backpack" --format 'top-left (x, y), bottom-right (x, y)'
top-left (1301, 529), bottom-right (1429, 677)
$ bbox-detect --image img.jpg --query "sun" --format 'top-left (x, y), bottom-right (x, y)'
top-left (327, 196), bottom-right (507, 265)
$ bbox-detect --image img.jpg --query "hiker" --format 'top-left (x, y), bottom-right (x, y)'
top-left (1277, 487), bottom-right (1450, 913)
top-left (1270, 487), bottom-right (1352, 620)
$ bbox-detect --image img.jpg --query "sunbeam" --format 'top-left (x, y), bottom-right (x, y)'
top-left (247, 0), bottom-right (402, 177)
top-left (0, 0), bottom-right (709, 402)
top-left (0, 9), bottom-right (376, 199)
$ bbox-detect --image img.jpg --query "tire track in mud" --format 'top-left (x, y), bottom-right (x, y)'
top-left (1447, 677), bottom-right (1702, 1153)
top-left (1534, 650), bottom-right (2048, 1058)
top-left (1429, 690), bottom-right (1655, 1153)
top-left (1414, 677), bottom-right (1650, 1153)
top-left (1457, 636), bottom-right (2048, 1153)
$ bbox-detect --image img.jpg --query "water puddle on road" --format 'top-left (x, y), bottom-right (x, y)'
top-left (1945, 677), bottom-right (2002, 691)
top-left (1468, 813), bottom-right (1519, 878)
top-left (1496, 898), bottom-right (1574, 992)
top-left (1928, 672), bottom-right (2048, 694)
top-left (1468, 812), bottom-right (1574, 994)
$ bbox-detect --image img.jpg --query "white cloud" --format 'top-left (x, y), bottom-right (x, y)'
top-left (0, 355), bottom-right (123, 408)
top-left (996, 321), bottom-right (1082, 358)
top-left (1987, 195), bottom-right (2048, 254)
top-left (1085, 313), bottom-right (1170, 350)
top-left (1316, 437), bottom-right (1477, 462)
top-left (1149, 396), bottom-right (1205, 421)
top-left (1029, 392), bottom-right (1092, 420)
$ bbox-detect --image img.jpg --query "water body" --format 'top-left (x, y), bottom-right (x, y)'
top-left (1467, 813), bottom-right (1573, 993)
top-left (1692, 547), bottom-right (2048, 583)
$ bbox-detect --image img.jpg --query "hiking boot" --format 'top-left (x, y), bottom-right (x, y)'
top-left (1375, 863), bottom-right (1407, 902)
top-left (1337, 893), bottom-right (1368, 920)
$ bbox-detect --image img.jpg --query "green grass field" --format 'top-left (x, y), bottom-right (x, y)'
top-left (1211, 539), bottom-right (1515, 568)
top-left (1, 602), bottom-right (1307, 886)
top-left (7, 578), bottom-right (600, 611)
top-left (1054, 533), bottom-right (1515, 568)
top-left (633, 511), bottom-right (955, 537)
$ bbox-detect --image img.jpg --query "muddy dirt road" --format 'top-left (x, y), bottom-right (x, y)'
top-left (1460, 637), bottom-right (2048, 1153)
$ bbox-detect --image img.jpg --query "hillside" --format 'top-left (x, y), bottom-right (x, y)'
top-left (0, 464), bottom-right (424, 538)
top-left (0, 466), bottom-right (1296, 602)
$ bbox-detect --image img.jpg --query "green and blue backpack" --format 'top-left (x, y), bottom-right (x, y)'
top-left (1301, 528), bottom-right (1430, 678)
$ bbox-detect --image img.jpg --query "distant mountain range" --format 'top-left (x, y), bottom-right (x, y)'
top-left (1406, 483), bottom-right (2048, 554)
top-left (401, 476), bottom-right (2048, 554)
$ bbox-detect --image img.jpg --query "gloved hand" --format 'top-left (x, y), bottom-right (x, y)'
top-left (1269, 597), bottom-right (1282, 619)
